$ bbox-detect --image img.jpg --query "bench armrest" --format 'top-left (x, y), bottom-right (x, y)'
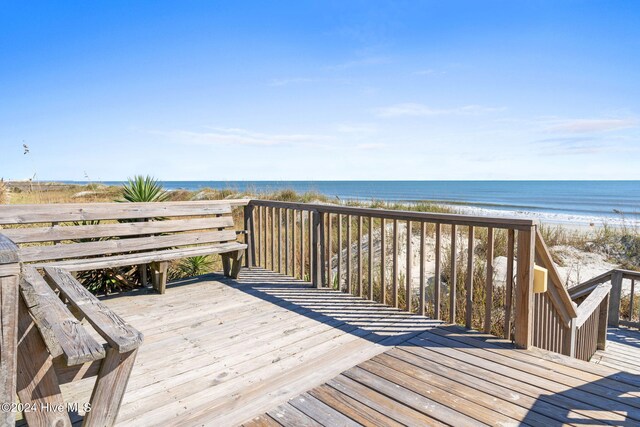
top-left (20, 266), bottom-right (105, 365)
top-left (43, 267), bottom-right (144, 353)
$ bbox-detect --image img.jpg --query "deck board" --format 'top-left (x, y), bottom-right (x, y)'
top-left (59, 269), bottom-right (640, 426)
top-left (592, 327), bottom-right (640, 374)
top-left (59, 268), bottom-right (439, 426)
top-left (267, 326), bottom-right (640, 426)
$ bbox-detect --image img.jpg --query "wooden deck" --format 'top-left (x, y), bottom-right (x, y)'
top-left (250, 326), bottom-right (640, 426)
top-left (61, 268), bottom-right (640, 426)
top-left (592, 327), bottom-right (640, 374)
top-left (61, 268), bottom-right (440, 426)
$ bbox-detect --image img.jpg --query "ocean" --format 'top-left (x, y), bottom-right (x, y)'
top-left (75, 180), bottom-right (640, 221)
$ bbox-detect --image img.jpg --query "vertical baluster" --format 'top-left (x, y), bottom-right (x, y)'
top-left (504, 229), bottom-right (515, 339)
top-left (450, 224), bottom-right (457, 324)
top-left (271, 207), bottom-right (275, 271)
top-left (420, 221), bottom-right (426, 316)
top-left (393, 219), bottom-right (399, 308)
top-left (357, 216), bottom-right (363, 297)
top-left (631, 279), bottom-right (636, 322)
top-left (484, 227), bottom-right (494, 334)
top-left (300, 211), bottom-right (305, 280)
top-left (255, 207), bottom-right (260, 267)
top-left (434, 223), bottom-right (442, 319)
top-left (380, 218), bottom-right (386, 305)
top-left (346, 215), bottom-right (352, 294)
top-left (262, 206), bottom-right (267, 268)
top-left (337, 214), bottom-right (342, 292)
top-left (275, 208), bottom-right (280, 273)
top-left (285, 209), bottom-right (290, 275)
top-left (368, 217), bottom-right (373, 300)
top-left (319, 212), bottom-right (326, 286)
top-left (406, 220), bottom-right (412, 312)
top-left (292, 210), bottom-right (297, 278)
top-left (465, 226), bottom-right (475, 329)
top-left (327, 214), bottom-right (333, 289)
top-left (308, 211), bottom-right (313, 277)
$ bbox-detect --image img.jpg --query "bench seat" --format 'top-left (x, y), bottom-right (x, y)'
top-left (32, 241), bottom-right (248, 272)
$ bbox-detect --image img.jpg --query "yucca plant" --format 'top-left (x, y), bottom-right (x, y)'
top-left (121, 175), bottom-right (169, 202)
top-left (169, 256), bottom-right (214, 280)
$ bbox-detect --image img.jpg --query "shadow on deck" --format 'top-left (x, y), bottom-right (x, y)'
top-left (63, 268), bottom-right (440, 426)
top-left (592, 326), bottom-right (640, 375)
top-left (61, 269), bottom-right (640, 426)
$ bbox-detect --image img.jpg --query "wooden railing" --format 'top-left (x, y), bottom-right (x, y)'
top-left (570, 268), bottom-right (640, 329)
top-left (248, 200), bottom-right (544, 349)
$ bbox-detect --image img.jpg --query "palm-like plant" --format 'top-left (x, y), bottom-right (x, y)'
top-left (169, 256), bottom-right (214, 280)
top-left (121, 175), bottom-right (169, 202)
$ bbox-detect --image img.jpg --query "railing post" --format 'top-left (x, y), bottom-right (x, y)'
top-left (514, 226), bottom-right (535, 349)
top-left (597, 293), bottom-right (610, 350)
top-left (608, 270), bottom-right (623, 327)
top-left (0, 235), bottom-right (20, 427)
top-left (244, 204), bottom-right (256, 268)
top-left (311, 210), bottom-right (321, 288)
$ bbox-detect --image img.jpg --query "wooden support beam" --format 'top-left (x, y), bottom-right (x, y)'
top-left (16, 297), bottom-right (72, 427)
top-left (514, 227), bottom-right (535, 349)
top-left (608, 270), bottom-right (623, 327)
top-left (0, 234), bottom-right (19, 427)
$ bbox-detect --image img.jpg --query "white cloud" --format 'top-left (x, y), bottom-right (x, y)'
top-left (356, 142), bottom-right (387, 150)
top-left (158, 127), bottom-right (329, 147)
top-left (336, 123), bottom-right (378, 134)
top-left (376, 103), bottom-right (504, 118)
top-left (545, 118), bottom-right (637, 133)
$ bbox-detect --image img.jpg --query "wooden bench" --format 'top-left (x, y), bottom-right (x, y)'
top-left (17, 264), bottom-right (143, 427)
top-left (0, 201), bottom-right (248, 293)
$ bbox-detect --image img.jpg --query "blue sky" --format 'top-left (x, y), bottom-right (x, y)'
top-left (1, 1), bottom-right (639, 181)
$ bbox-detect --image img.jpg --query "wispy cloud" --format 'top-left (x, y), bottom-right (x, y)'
top-left (545, 118), bottom-right (637, 133)
top-left (157, 127), bottom-right (329, 147)
top-left (376, 103), bottom-right (504, 118)
top-left (356, 142), bottom-right (387, 150)
top-left (533, 136), bottom-right (602, 155)
top-left (336, 123), bottom-right (378, 134)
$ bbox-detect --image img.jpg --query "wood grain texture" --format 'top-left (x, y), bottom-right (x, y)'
top-left (0, 201), bottom-right (241, 225)
top-left (3, 217), bottom-right (234, 244)
top-left (20, 266), bottom-right (105, 365)
top-left (83, 348), bottom-right (138, 427)
top-left (44, 267), bottom-right (143, 353)
top-left (20, 229), bottom-right (238, 262)
top-left (0, 272), bottom-right (19, 427)
top-left (33, 242), bottom-right (247, 271)
top-left (0, 233), bottom-right (19, 264)
top-left (16, 297), bottom-right (72, 427)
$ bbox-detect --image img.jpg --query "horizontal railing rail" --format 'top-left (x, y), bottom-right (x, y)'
top-left (570, 268), bottom-right (640, 330)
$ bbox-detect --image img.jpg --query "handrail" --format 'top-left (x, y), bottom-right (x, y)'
top-left (534, 229), bottom-right (578, 320)
top-left (249, 199), bottom-right (535, 230)
top-left (575, 283), bottom-right (611, 328)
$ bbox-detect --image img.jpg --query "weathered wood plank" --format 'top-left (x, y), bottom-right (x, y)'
top-left (20, 266), bottom-right (106, 365)
top-left (3, 217), bottom-right (234, 244)
top-left (450, 224), bottom-right (457, 324)
top-left (465, 226), bottom-right (474, 329)
top-left (0, 201), bottom-right (238, 225)
top-left (83, 348), bottom-right (138, 427)
top-left (515, 228), bottom-right (534, 349)
top-left (0, 271), bottom-right (19, 427)
top-left (33, 242), bottom-right (247, 271)
top-left (21, 229), bottom-right (238, 262)
top-left (44, 267), bottom-right (143, 352)
top-left (16, 297), bottom-right (72, 427)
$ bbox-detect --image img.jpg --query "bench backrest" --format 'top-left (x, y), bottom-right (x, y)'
top-left (0, 201), bottom-right (240, 263)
